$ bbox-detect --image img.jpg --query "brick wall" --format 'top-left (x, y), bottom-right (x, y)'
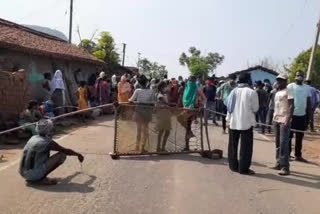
top-left (0, 70), bottom-right (30, 121)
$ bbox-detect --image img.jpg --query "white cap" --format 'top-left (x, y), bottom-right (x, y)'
top-left (276, 73), bottom-right (288, 80)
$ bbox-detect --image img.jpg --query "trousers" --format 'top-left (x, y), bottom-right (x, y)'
top-left (289, 115), bottom-right (307, 158)
top-left (274, 122), bottom-right (290, 170)
top-left (228, 127), bottom-right (253, 173)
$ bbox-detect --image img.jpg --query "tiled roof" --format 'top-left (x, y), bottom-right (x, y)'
top-left (0, 18), bottom-right (104, 65)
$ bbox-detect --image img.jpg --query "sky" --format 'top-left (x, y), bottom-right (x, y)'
top-left (1, 0), bottom-right (320, 78)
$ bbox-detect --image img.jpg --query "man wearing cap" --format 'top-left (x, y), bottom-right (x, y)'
top-left (287, 71), bottom-right (311, 161)
top-left (272, 73), bottom-right (293, 175)
top-left (19, 119), bottom-right (84, 185)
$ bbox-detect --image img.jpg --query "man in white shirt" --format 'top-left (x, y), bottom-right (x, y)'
top-left (226, 73), bottom-right (259, 175)
top-left (287, 71), bottom-right (311, 161)
top-left (272, 73), bottom-right (293, 176)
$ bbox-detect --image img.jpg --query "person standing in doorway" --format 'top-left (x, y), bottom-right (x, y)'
top-left (226, 73), bottom-right (259, 175)
top-left (42, 73), bottom-right (52, 102)
top-left (287, 71), bottom-right (311, 161)
top-left (50, 70), bottom-right (66, 116)
top-left (217, 74), bottom-right (237, 134)
top-left (272, 74), bottom-right (293, 176)
top-left (305, 80), bottom-right (320, 132)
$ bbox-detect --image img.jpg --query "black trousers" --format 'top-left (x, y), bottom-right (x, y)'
top-left (289, 115), bottom-right (307, 158)
top-left (309, 108), bottom-right (316, 131)
top-left (221, 104), bottom-right (227, 131)
top-left (228, 127), bottom-right (253, 173)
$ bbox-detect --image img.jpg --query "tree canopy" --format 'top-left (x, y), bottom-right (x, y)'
top-left (179, 47), bottom-right (224, 78)
top-left (138, 58), bottom-right (168, 79)
top-left (79, 31), bottom-right (120, 68)
top-left (289, 45), bottom-right (320, 88)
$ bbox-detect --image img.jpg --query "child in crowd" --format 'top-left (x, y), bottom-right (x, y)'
top-left (76, 81), bottom-right (89, 121)
top-left (155, 81), bottom-right (172, 152)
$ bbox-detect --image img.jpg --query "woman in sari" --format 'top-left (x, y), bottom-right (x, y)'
top-left (117, 75), bottom-right (132, 103)
top-left (95, 71), bottom-right (110, 113)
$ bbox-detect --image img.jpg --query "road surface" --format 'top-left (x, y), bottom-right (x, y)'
top-left (0, 116), bottom-right (320, 214)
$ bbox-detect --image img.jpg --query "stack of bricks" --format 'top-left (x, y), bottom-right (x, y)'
top-left (0, 69), bottom-right (30, 121)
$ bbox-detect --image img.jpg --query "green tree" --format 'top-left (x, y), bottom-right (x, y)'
top-left (150, 63), bottom-right (168, 79)
top-left (138, 58), bottom-right (152, 76)
top-left (79, 31), bottom-right (120, 67)
top-left (289, 45), bottom-right (320, 88)
top-left (179, 47), bottom-right (224, 78)
top-left (79, 39), bottom-right (96, 53)
top-left (138, 58), bottom-right (168, 79)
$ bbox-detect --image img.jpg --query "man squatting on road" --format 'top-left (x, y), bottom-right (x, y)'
top-left (19, 119), bottom-right (84, 185)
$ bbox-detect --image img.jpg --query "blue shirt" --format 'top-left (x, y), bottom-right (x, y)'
top-left (307, 85), bottom-right (320, 109)
top-left (287, 83), bottom-right (311, 116)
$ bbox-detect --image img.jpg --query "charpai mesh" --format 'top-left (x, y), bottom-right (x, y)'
top-left (114, 104), bottom-right (203, 155)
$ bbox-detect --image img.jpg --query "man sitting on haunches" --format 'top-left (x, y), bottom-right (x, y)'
top-left (19, 119), bottom-right (84, 185)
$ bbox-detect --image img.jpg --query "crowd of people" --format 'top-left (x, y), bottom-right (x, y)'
top-left (18, 69), bottom-right (320, 185)
top-left (226, 71), bottom-right (319, 176)
top-left (111, 70), bottom-right (319, 176)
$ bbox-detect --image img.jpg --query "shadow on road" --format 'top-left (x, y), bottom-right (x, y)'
top-left (0, 159), bottom-right (7, 164)
top-left (121, 154), bottom-right (228, 165)
top-left (119, 154), bottom-right (268, 169)
top-left (28, 172), bottom-right (96, 193)
top-left (255, 171), bottom-right (320, 190)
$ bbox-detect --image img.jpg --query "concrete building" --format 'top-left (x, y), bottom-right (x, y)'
top-left (231, 66), bottom-right (279, 85)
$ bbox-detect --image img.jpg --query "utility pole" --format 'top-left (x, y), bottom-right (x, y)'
top-left (68, 0), bottom-right (73, 44)
top-left (137, 52), bottom-right (141, 70)
top-left (122, 43), bottom-right (127, 66)
top-left (306, 12), bottom-right (320, 80)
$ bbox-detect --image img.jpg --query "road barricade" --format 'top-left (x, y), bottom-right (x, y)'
top-left (110, 103), bottom-right (204, 158)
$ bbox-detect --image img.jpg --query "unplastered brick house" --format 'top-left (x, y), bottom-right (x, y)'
top-left (0, 18), bottom-right (105, 122)
top-left (0, 69), bottom-right (30, 121)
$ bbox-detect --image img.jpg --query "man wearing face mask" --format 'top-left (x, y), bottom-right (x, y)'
top-left (287, 71), bottom-right (311, 161)
top-left (19, 119), bottom-right (84, 185)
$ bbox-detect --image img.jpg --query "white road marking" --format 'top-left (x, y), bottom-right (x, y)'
top-left (0, 159), bottom-right (20, 172)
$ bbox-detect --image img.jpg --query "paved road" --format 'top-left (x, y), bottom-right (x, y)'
top-left (0, 117), bottom-right (320, 214)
